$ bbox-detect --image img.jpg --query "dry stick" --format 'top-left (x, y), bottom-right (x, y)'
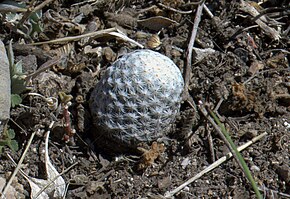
top-left (108, 32), bottom-right (144, 48)
top-left (0, 130), bottom-right (38, 198)
top-left (5, 154), bottom-right (78, 199)
top-left (33, 121), bottom-right (58, 199)
top-left (259, 186), bottom-right (290, 198)
top-left (207, 127), bottom-right (215, 162)
top-left (5, 121), bottom-right (76, 198)
top-left (30, 28), bottom-right (144, 48)
top-left (15, 0), bottom-right (53, 34)
top-left (0, 1), bottom-right (50, 13)
top-left (198, 101), bottom-right (262, 198)
top-left (203, 4), bottom-right (214, 18)
top-left (239, 0), bottom-right (280, 40)
top-left (183, 0), bottom-right (205, 99)
top-left (157, 3), bottom-right (192, 14)
top-left (34, 0), bottom-right (55, 12)
top-left (30, 27), bottom-right (117, 45)
top-left (9, 118), bottom-right (28, 135)
top-left (25, 55), bottom-right (65, 83)
top-left (34, 162), bottom-right (78, 199)
top-left (164, 132), bottom-right (267, 198)
top-left (198, 102), bottom-right (243, 165)
top-left (184, 0), bottom-right (206, 6)
top-left (16, 0), bottom-right (37, 28)
top-left (0, 4), bottom-right (27, 13)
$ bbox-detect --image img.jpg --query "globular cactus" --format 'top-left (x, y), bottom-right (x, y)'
top-left (89, 49), bottom-right (184, 146)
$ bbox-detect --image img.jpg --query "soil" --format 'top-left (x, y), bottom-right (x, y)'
top-left (0, 0), bottom-right (289, 198)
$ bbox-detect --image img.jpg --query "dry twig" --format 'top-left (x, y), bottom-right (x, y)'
top-left (183, 0), bottom-right (205, 99)
top-left (164, 132), bottom-right (267, 197)
top-left (0, 130), bottom-right (37, 198)
top-left (30, 28), bottom-right (117, 45)
top-left (198, 101), bottom-right (263, 198)
top-left (30, 28), bottom-right (144, 48)
top-left (157, 3), bottom-right (192, 14)
top-left (16, 0), bottom-right (55, 29)
top-left (239, 0), bottom-right (281, 40)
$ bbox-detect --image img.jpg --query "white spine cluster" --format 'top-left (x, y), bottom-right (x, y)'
top-left (90, 49), bottom-right (184, 145)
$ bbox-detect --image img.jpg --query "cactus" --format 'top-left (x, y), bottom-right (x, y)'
top-left (90, 49), bottom-right (184, 146)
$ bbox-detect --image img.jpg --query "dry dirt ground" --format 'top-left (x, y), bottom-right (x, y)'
top-left (0, 0), bottom-right (289, 198)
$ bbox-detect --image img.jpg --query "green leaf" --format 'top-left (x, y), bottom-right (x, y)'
top-left (7, 40), bottom-right (27, 96)
top-left (13, 60), bottom-right (23, 75)
top-left (11, 94), bottom-right (22, 107)
top-left (11, 77), bottom-right (26, 94)
top-left (8, 140), bottom-right (19, 152)
top-left (0, 140), bottom-right (9, 145)
top-left (0, 146), bottom-right (3, 154)
top-left (209, 110), bottom-right (263, 199)
top-left (7, 129), bottom-right (15, 139)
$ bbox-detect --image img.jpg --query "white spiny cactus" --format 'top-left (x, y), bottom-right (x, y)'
top-left (90, 49), bottom-right (184, 145)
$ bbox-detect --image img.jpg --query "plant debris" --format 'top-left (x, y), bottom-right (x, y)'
top-left (137, 142), bottom-right (165, 170)
top-left (0, 0), bottom-right (289, 198)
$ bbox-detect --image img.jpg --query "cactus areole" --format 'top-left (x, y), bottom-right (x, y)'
top-left (90, 49), bottom-right (184, 146)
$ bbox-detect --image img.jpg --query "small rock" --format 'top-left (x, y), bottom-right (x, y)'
top-left (181, 157), bottom-right (191, 169)
top-left (86, 181), bottom-right (105, 195)
top-left (276, 164), bottom-right (290, 182)
top-left (0, 40), bottom-right (10, 135)
top-left (0, 176), bottom-right (25, 199)
top-left (250, 165), bottom-right (260, 172)
top-left (157, 176), bottom-right (171, 189)
top-left (15, 55), bottom-right (37, 74)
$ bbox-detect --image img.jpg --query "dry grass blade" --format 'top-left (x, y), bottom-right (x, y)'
top-left (31, 28), bottom-right (144, 48)
top-left (183, 0), bottom-right (205, 99)
top-left (138, 16), bottom-right (179, 31)
top-left (16, 0), bottom-right (55, 29)
top-left (157, 3), bottom-right (192, 14)
top-left (239, 0), bottom-right (281, 40)
top-left (25, 56), bottom-right (65, 82)
top-left (30, 27), bottom-right (117, 45)
top-left (32, 121), bottom-right (66, 199)
top-left (0, 3), bottom-right (27, 13)
top-left (198, 101), bottom-right (263, 198)
top-left (164, 132), bottom-right (267, 198)
top-left (108, 31), bottom-right (144, 48)
top-left (0, 130), bottom-right (37, 198)
top-left (6, 153), bottom-right (78, 199)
